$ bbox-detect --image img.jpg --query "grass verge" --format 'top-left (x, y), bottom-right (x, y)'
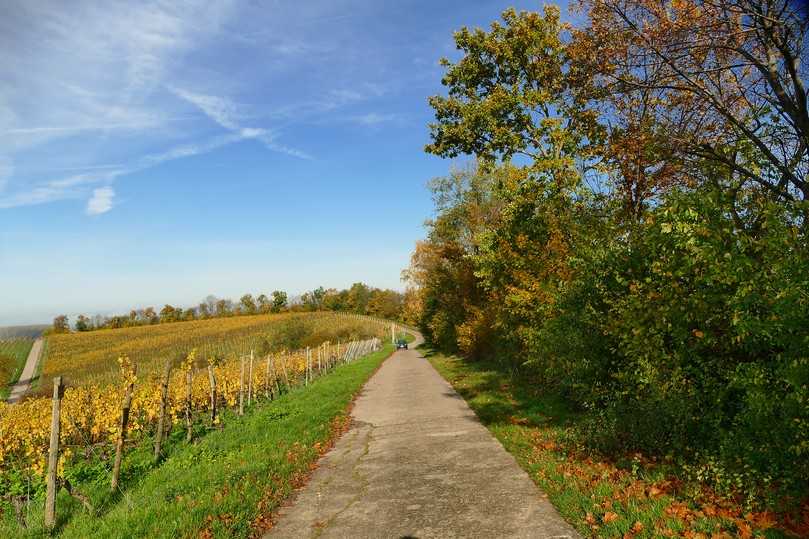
top-left (0, 339), bottom-right (34, 400)
top-left (425, 347), bottom-right (804, 539)
top-left (2, 343), bottom-right (394, 538)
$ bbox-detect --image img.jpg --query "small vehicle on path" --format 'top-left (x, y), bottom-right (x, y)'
top-left (396, 339), bottom-right (408, 350)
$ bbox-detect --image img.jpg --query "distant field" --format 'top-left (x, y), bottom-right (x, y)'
top-left (40, 312), bottom-right (385, 391)
top-left (0, 325), bottom-right (48, 339)
top-left (0, 338), bottom-right (34, 400)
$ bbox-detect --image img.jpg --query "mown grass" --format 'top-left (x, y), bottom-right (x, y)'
top-left (426, 348), bottom-right (802, 539)
top-left (0, 339), bottom-right (34, 400)
top-left (1, 343), bottom-right (394, 538)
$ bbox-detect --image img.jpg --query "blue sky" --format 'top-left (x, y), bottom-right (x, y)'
top-left (0, 0), bottom-right (555, 326)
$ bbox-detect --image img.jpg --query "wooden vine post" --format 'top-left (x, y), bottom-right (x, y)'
top-left (248, 350), bottom-right (254, 406)
top-left (272, 355), bottom-right (281, 396)
top-left (44, 376), bottom-right (63, 528)
top-left (111, 377), bottom-right (134, 492)
top-left (305, 347), bottom-right (310, 386)
top-left (153, 361), bottom-right (172, 460)
top-left (280, 352), bottom-right (290, 391)
top-left (185, 367), bottom-right (193, 442)
top-left (239, 354), bottom-right (245, 416)
top-left (207, 363), bottom-right (217, 424)
top-left (264, 354), bottom-right (273, 400)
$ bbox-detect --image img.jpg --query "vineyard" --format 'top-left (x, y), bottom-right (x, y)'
top-left (0, 312), bottom-right (393, 533)
top-left (0, 339), bottom-right (33, 400)
top-left (37, 311), bottom-right (372, 391)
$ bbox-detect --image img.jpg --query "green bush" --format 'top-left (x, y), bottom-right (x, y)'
top-left (552, 188), bottom-right (809, 499)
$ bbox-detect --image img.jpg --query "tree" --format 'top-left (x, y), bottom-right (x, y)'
top-left (401, 287), bottom-right (423, 327)
top-left (143, 307), bottom-right (158, 325)
top-left (301, 286), bottom-right (326, 311)
top-left (183, 308), bottom-right (196, 321)
top-left (581, 0), bottom-right (809, 212)
top-left (271, 290), bottom-right (287, 313)
top-left (159, 305), bottom-right (177, 323)
top-left (239, 294), bottom-right (257, 315)
top-left (52, 315), bottom-right (69, 334)
top-left (93, 314), bottom-right (107, 329)
top-left (203, 295), bottom-right (218, 315)
top-left (256, 294), bottom-right (271, 314)
top-left (322, 289), bottom-right (348, 311)
top-left (198, 302), bottom-right (210, 319)
top-left (367, 289), bottom-right (404, 320)
top-left (346, 282), bottom-right (371, 314)
top-left (426, 6), bottom-right (603, 190)
top-left (215, 299), bottom-right (232, 317)
top-left (403, 165), bottom-right (503, 355)
top-left (75, 314), bottom-right (91, 332)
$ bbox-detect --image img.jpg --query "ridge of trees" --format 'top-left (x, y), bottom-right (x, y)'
top-left (49, 283), bottom-right (408, 334)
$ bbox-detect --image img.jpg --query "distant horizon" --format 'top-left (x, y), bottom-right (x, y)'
top-left (0, 0), bottom-right (548, 328)
top-left (0, 279), bottom-right (407, 327)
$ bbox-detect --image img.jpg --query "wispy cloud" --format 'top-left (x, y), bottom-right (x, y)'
top-left (0, 134), bottom-right (249, 209)
top-left (350, 112), bottom-right (403, 126)
top-left (170, 86), bottom-right (312, 160)
top-left (168, 86), bottom-right (244, 130)
top-left (86, 186), bottom-right (115, 215)
top-left (0, 0), bottom-right (400, 213)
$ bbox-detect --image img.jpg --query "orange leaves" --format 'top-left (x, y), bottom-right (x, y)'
top-left (665, 501), bottom-right (693, 521)
top-left (735, 520), bottom-right (753, 539)
top-left (621, 521), bottom-right (645, 539)
top-left (749, 510), bottom-right (776, 531)
top-left (540, 440), bottom-right (557, 451)
top-left (603, 511), bottom-right (619, 523)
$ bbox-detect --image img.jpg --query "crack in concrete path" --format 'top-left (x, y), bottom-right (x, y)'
top-left (266, 337), bottom-right (580, 539)
top-left (313, 424), bottom-right (375, 538)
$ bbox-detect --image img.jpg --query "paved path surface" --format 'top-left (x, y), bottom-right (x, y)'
top-left (7, 337), bottom-right (43, 404)
top-left (266, 338), bottom-right (580, 539)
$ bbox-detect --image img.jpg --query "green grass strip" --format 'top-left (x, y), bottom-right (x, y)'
top-left (6, 343), bottom-right (393, 538)
top-left (425, 348), bottom-right (791, 539)
top-left (0, 339), bottom-right (34, 400)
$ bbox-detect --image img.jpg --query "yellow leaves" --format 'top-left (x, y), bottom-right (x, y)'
top-left (118, 354), bottom-right (137, 386)
top-left (183, 348), bottom-right (197, 372)
top-left (692, 329), bottom-right (705, 338)
top-left (0, 316), bottom-right (386, 487)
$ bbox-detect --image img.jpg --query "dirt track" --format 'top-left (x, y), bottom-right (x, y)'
top-left (7, 337), bottom-right (43, 404)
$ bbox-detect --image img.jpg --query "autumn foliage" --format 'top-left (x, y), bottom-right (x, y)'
top-left (413, 0), bottom-right (808, 512)
top-left (0, 313), bottom-right (387, 507)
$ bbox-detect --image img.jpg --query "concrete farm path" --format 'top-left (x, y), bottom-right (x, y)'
top-left (7, 337), bottom-right (43, 404)
top-left (266, 336), bottom-right (580, 539)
